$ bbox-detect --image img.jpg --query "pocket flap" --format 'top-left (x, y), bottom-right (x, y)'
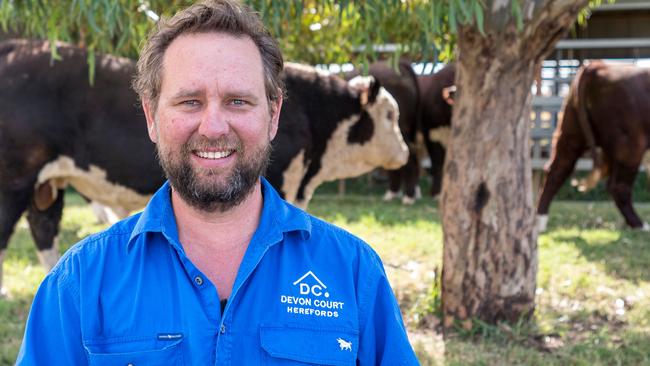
top-left (260, 324), bottom-right (358, 365)
top-left (84, 336), bottom-right (183, 366)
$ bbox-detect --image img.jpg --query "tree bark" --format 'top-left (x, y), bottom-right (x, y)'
top-left (441, 0), bottom-right (589, 329)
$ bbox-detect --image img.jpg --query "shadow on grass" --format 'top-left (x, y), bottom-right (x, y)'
top-left (308, 194), bottom-right (441, 227)
top-left (552, 231), bottom-right (650, 283)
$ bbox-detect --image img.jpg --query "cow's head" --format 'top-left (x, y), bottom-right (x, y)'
top-left (346, 76), bottom-right (408, 170)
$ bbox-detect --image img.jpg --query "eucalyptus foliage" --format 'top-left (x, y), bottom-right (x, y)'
top-left (0, 0), bottom-right (486, 68)
top-left (0, 0), bottom-right (612, 75)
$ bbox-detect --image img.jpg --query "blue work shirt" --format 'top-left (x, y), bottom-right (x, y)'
top-left (17, 178), bottom-right (419, 365)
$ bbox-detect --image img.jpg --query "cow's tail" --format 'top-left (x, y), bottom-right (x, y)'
top-left (574, 63), bottom-right (603, 174)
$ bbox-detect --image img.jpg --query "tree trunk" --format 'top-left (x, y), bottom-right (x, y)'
top-left (440, 0), bottom-right (589, 329)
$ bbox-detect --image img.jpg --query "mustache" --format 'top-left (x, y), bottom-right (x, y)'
top-left (182, 135), bottom-right (242, 152)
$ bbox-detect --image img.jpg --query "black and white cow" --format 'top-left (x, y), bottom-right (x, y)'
top-left (0, 39), bottom-right (407, 293)
top-left (269, 63), bottom-right (408, 208)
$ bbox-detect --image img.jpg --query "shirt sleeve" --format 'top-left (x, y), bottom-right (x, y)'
top-left (356, 249), bottom-right (420, 365)
top-left (16, 264), bottom-right (86, 365)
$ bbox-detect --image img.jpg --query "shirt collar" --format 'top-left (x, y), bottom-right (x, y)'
top-left (127, 177), bottom-right (311, 249)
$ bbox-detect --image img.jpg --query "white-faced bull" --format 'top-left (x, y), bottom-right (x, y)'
top-left (267, 62), bottom-right (408, 208)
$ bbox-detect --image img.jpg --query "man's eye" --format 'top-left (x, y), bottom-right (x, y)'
top-left (181, 100), bottom-right (200, 107)
top-left (231, 99), bottom-right (247, 106)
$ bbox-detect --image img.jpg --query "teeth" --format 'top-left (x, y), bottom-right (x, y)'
top-left (195, 150), bottom-right (233, 159)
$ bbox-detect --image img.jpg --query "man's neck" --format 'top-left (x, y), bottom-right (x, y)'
top-left (171, 180), bottom-right (264, 299)
top-left (171, 181), bottom-right (264, 248)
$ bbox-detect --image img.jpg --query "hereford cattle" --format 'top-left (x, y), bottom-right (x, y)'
top-left (417, 63), bottom-right (456, 197)
top-left (346, 60), bottom-right (421, 204)
top-left (0, 39), bottom-right (407, 293)
top-left (268, 63), bottom-right (408, 208)
top-left (537, 61), bottom-right (650, 231)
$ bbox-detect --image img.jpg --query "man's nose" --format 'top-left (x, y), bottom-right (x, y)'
top-left (198, 104), bottom-right (230, 138)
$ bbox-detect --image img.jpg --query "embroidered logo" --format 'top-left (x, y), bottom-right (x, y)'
top-left (293, 270), bottom-right (329, 297)
top-left (337, 338), bottom-right (352, 351)
top-left (279, 270), bottom-right (345, 318)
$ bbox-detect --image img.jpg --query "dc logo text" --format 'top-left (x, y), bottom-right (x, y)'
top-left (294, 271), bottom-right (330, 297)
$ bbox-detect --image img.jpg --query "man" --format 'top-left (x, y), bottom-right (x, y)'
top-left (17, 0), bottom-right (419, 364)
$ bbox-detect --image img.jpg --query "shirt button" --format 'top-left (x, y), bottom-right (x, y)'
top-left (220, 324), bottom-right (226, 334)
top-left (194, 276), bottom-right (203, 286)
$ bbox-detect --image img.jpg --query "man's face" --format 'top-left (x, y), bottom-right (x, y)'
top-left (143, 32), bottom-right (282, 212)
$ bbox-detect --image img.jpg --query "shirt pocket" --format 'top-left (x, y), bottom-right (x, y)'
top-left (260, 324), bottom-right (358, 366)
top-left (83, 335), bottom-right (184, 366)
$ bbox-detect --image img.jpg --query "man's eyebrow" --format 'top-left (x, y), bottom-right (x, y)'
top-left (224, 90), bottom-right (262, 102)
top-left (168, 88), bottom-right (262, 102)
top-left (170, 89), bottom-right (204, 100)
top-left (225, 90), bottom-right (258, 98)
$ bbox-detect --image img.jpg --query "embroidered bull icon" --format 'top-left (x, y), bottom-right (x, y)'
top-left (337, 338), bottom-right (352, 351)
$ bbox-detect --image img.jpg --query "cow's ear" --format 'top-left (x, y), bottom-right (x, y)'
top-left (347, 75), bottom-right (375, 107)
top-left (34, 181), bottom-right (57, 211)
top-left (367, 77), bottom-right (381, 105)
top-left (142, 100), bottom-right (158, 143)
top-left (442, 85), bottom-right (457, 105)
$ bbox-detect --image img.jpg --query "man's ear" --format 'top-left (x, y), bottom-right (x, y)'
top-left (142, 99), bottom-right (158, 143)
top-left (269, 91), bottom-right (283, 141)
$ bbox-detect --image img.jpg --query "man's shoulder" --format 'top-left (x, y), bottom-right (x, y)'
top-left (50, 213), bottom-right (141, 275)
top-left (300, 213), bottom-right (383, 265)
top-left (78, 212), bottom-right (139, 247)
top-left (305, 214), bottom-right (357, 242)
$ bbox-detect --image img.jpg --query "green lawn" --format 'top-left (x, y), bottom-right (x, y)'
top-left (1, 188), bottom-right (650, 365)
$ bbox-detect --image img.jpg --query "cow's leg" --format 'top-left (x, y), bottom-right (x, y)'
top-left (0, 189), bottom-right (32, 296)
top-left (383, 170), bottom-right (402, 201)
top-left (426, 141), bottom-right (446, 198)
top-left (91, 201), bottom-right (128, 224)
top-left (27, 189), bottom-right (64, 271)
top-left (401, 149), bottom-right (420, 205)
top-left (536, 143), bottom-right (584, 232)
top-left (606, 164), bottom-right (644, 229)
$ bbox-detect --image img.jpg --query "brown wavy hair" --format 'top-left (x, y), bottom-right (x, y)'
top-left (133, 0), bottom-right (284, 114)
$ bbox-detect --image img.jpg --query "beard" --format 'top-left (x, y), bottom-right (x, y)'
top-left (156, 133), bottom-right (272, 213)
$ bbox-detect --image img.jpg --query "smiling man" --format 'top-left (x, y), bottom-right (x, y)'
top-left (17, 1), bottom-right (419, 364)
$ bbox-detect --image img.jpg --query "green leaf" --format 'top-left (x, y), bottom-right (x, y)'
top-left (457, 0), bottom-right (471, 23)
top-left (87, 47), bottom-right (96, 86)
top-left (511, 0), bottom-right (524, 31)
top-left (449, 0), bottom-right (457, 33)
top-left (474, 0), bottom-right (485, 35)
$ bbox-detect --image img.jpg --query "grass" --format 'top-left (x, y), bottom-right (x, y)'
top-left (1, 181), bottom-right (650, 365)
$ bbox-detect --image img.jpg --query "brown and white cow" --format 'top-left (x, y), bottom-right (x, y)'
top-left (0, 40), bottom-right (407, 293)
top-left (537, 61), bottom-right (650, 231)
